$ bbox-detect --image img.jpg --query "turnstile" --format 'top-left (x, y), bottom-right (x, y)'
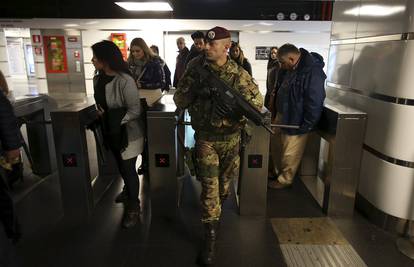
top-left (146, 94), bottom-right (184, 217)
top-left (237, 109), bottom-right (271, 216)
top-left (146, 94), bottom-right (271, 217)
top-left (13, 94), bottom-right (55, 175)
top-left (51, 100), bottom-right (118, 223)
top-left (300, 100), bottom-right (367, 216)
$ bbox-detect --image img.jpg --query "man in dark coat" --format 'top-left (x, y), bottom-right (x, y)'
top-left (184, 31), bottom-right (206, 67)
top-left (173, 37), bottom-right (190, 88)
top-left (268, 44), bottom-right (326, 189)
top-left (0, 90), bottom-right (22, 266)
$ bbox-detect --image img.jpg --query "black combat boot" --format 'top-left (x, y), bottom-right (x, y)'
top-left (115, 186), bottom-right (128, 203)
top-left (199, 221), bottom-right (218, 266)
top-left (122, 201), bottom-right (140, 229)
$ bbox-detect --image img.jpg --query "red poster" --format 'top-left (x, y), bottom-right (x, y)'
top-left (111, 33), bottom-right (128, 60)
top-left (43, 36), bottom-right (68, 73)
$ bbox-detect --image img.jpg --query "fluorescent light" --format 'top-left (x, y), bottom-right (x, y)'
top-left (64, 23), bottom-right (80, 27)
top-left (344, 5), bottom-right (405, 17)
top-left (115, 2), bottom-right (173, 11)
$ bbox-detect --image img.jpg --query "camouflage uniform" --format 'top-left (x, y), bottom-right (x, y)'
top-left (174, 55), bottom-right (263, 223)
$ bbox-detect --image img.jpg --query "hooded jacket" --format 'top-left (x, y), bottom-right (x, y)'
top-left (275, 48), bottom-right (326, 135)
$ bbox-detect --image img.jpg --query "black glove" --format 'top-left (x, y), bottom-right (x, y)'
top-left (213, 99), bottom-right (233, 118)
top-left (195, 86), bottom-right (211, 98)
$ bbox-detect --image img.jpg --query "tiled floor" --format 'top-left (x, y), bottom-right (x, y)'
top-left (13, 173), bottom-right (414, 267)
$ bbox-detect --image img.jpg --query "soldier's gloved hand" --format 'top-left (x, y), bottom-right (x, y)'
top-left (195, 86), bottom-right (211, 98)
top-left (214, 101), bottom-right (232, 118)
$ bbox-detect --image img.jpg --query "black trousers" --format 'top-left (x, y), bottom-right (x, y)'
top-left (111, 149), bottom-right (139, 205)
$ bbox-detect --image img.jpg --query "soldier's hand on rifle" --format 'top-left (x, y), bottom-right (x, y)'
top-left (96, 104), bottom-right (105, 117)
top-left (214, 101), bottom-right (232, 118)
top-left (195, 86), bottom-right (211, 98)
top-left (5, 149), bottom-right (21, 164)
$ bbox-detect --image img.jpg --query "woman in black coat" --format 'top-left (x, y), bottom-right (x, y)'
top-left (264, 46), bottom-right (280, 112)
top-left (229, 41), bottom-right (252, 76)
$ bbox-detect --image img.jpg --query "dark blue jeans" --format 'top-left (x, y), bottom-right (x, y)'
top-left (111, 150), bottom-right (139, 206)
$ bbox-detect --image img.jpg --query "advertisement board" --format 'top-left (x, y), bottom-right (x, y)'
top-left (43, 36), bottom-right (68, 73)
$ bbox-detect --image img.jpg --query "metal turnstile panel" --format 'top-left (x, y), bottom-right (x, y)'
top-left (13, 95), bottom-right (54, 175)
top-left (51, 100), bottom-right (117, 223)
top-left (300, 100), bottom-right (367, 217)
top-left (238, 110), bottom-right (271, 216)
top-left (146, 95), bottom-right (179, 217)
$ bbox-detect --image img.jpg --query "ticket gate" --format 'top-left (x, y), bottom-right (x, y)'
top-left (146, 94), bottom-right (271, 217)
top-left (146, 94), bottom-right (184, 218)
top-left (237, 109), bottom-right (271, 216)
top-left (13, 95), bottom-right (55, 176)
top-left (51, 100), bottom-right (118, 223)
top-left (299, 100), bottom-right (367, 217)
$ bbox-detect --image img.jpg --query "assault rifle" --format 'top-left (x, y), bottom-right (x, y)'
top-left (196, 64), bottom-right (275, 134)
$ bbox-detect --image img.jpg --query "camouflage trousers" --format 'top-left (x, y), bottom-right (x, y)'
top-left (195, 132), bottom-right (241, 223)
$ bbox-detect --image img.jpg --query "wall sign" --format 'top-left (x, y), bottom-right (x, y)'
top-left (43, 36), bottom-right (68, 73)
top-left (255, 46), bottom-right (272, 60)
top-left (68, 36), bottom-right (78, 42)
top-left (111, 33), bottom-right (128, 60)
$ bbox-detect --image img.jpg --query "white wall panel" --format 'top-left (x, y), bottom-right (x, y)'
top-left (0, 62), bottom-right (10, 74)
top-left (85, 80), bottom-right (94, 96)
top-left (36, 79), bottom-right (48, 94)
top-left (83, 48), bottom-right (93, 64)
top-left (327, 87), bottom-right (414, 162)
top-left (0, 47), bottom-right (8, 62)
top-left (84, 63), bottom-right (95, 79)
top-left (359, 150), bottom-right (414, 220)
top-left (1, 63), bottom-right (10, 77)
top-left (0, 30), bottom-right (6, 46)
top-left (35, 63), bottom-right (46, 78)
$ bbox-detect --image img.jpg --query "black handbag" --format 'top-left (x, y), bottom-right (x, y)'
top-left (103, 107), bottom-right (128, 151)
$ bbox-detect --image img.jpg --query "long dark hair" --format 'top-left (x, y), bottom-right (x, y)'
top-left (267, 46), bottom-right (279, 69)
top-left (230, 41), bottom-right (246, 65)
top-left (91, 40), bottom-right (131, 76)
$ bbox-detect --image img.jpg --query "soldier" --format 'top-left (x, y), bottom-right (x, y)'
top-left (173, 26), bottom-right (263, 265)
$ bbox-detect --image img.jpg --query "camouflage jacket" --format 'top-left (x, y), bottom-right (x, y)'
top-left (174, 56), bottom-right (263, 135)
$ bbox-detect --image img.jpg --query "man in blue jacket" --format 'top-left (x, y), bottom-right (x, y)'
top-left (268, 44), bottom-right (326, 189)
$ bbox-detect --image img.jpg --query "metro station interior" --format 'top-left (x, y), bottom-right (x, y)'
top-left (1, 0), bottom-right (414, 266)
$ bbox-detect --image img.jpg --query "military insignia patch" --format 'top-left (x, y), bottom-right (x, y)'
top-left (207, 31), bottom-right (216, 40)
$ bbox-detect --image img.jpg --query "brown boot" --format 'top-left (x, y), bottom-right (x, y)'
top-left (198, 221), bottom-right (218, 265)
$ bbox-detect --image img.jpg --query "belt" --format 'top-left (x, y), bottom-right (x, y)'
top-left (195, 131), bottom-right (240, 142)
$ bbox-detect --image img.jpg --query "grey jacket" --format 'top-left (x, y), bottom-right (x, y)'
top-left (94, 72), bottom-right (144, 159)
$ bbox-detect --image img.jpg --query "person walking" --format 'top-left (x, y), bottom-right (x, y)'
top-left (174, 26), bottom-right (263, 265)
top-left (91, 40), bottom-right (144, 228)
top-left (267, 44), bottom-right (326, 189)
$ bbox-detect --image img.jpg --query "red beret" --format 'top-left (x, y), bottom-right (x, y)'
top-left (205, 26), bottom-right (230, 41)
